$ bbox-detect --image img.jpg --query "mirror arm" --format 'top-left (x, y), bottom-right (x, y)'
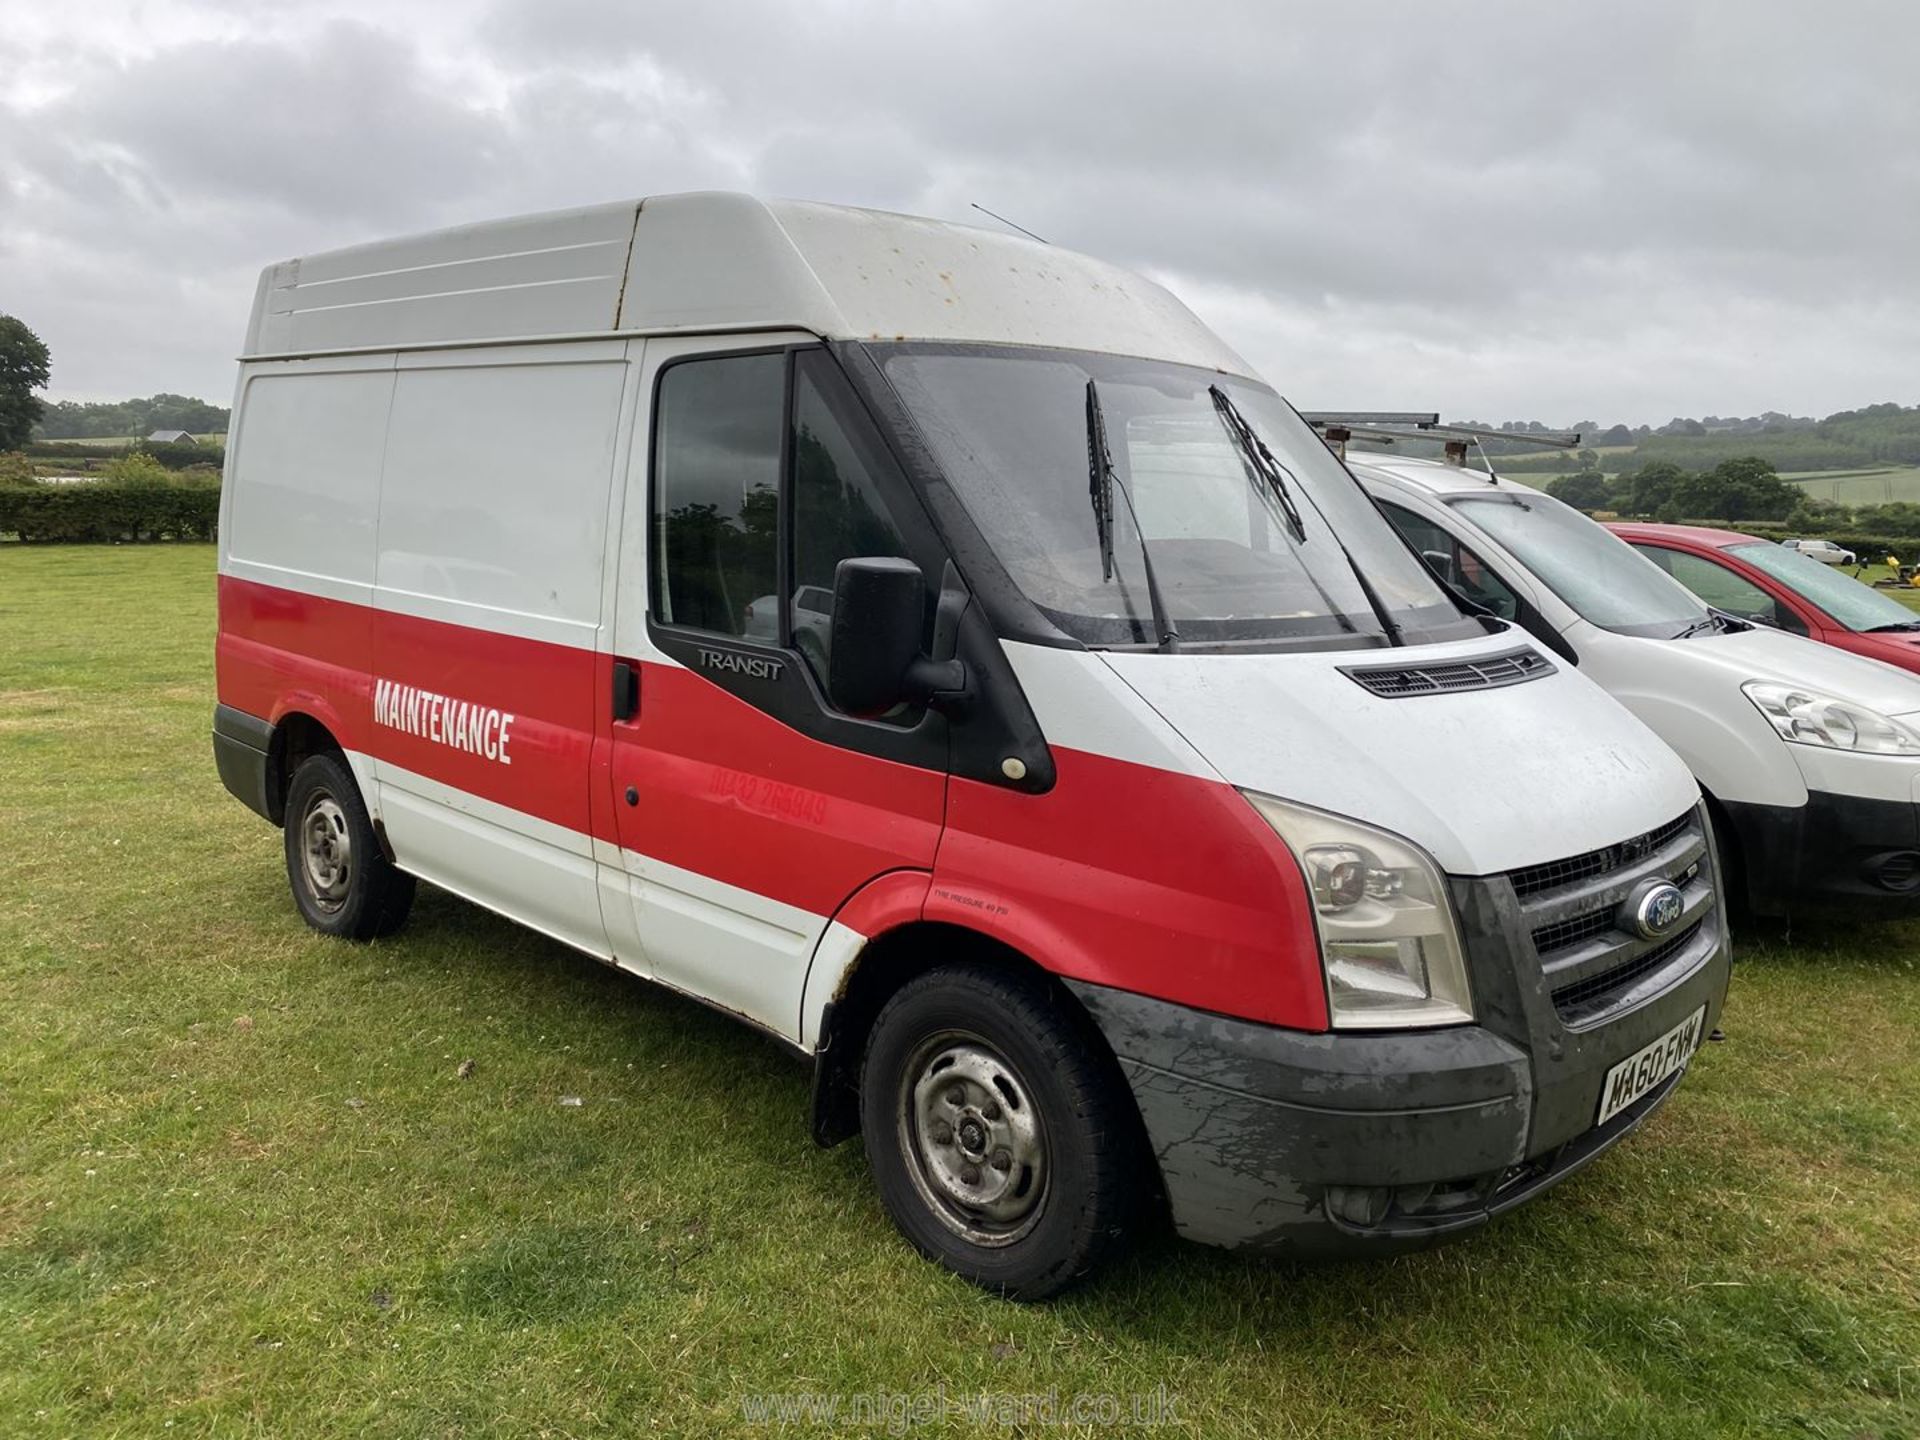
top-left (905, 656), bottom-right (969, 713)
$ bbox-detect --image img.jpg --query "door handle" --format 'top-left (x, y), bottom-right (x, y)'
top-left (612, 661), bottom-right (639, 721)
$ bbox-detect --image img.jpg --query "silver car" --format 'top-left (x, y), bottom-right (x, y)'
top-left (1782, 537), bottom-right (1858, 566)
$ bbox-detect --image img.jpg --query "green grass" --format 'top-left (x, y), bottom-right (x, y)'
top-left (3, 546), bottom-right (1920, 1438)
top-left (1840, 564), bottom-right (1920, 608)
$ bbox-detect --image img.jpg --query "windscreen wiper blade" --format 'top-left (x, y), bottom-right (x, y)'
top-left (1865, 620), bottom-right (1920, 633)
top-left (1087, 379), bottom-right (1179, 652)
top-left (1215, 388), bottom-right (1405, 645)
top-left (1210, 386), bottom-right (1307, 544)
top-left (1085, 380), bottom-right (1116, 582)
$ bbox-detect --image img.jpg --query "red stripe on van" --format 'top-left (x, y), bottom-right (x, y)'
top-left (218, 575), bottom-right (1325, 1029)
top-left (609, 662), bottom-right (946, 917)
top-left (218, 575), bottom-right (596, 835)
top-left (217, 575), bottom-right (375, 753)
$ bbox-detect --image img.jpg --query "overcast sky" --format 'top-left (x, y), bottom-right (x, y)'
top-left (4, 0), bottom-right (1915, 424)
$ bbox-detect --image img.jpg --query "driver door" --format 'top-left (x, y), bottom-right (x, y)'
top-left (603, 339), bottom-right (950, 1040)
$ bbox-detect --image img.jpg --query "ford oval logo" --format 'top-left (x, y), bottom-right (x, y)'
top-left (1627, 881), bottom-right (1686, 941)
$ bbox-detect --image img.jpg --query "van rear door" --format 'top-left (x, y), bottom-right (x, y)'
top-left (605, 339), bottom-right (951, 1039)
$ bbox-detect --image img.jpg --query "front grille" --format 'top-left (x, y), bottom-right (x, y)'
top-left (1341, 647), bottom-right (1554, 699)
top-left (1499, 806), bottom-right (1715, 1029)
top-left (1531, 910), bottom-right (1616, 955)
top-left (1507, 812), bottom-right (1692, 900)
top-left (1551, 920), bottom-right (1704, 1025)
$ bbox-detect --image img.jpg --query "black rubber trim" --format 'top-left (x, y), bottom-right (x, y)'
top-left (831, 340), bottom-right (1074, 650)
top-left (211, 703), bottom-right (275, 823)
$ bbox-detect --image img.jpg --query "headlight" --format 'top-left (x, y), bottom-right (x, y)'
top-left (1242, 792), bottom-right (1474, 1030)
top-left (1741, 682), bottom-right (1920, 755)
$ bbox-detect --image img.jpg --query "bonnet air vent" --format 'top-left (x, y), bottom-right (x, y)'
top-left (1341, 647), bottom-right (1554, 699)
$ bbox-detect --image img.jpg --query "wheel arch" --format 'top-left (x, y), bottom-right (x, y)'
top-left (263, 709), bottom-right (348, 826)
top-left (806, 916), bottom-right (1146, 1175)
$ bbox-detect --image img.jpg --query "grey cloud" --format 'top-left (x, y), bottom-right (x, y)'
top-left (4, 0), bottom-right (1916, 419)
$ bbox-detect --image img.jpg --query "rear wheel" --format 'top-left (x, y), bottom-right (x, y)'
top-left (283, 753), bottom-right (414, 940)
top-left (860, 964), bottom-right (1139, 1299)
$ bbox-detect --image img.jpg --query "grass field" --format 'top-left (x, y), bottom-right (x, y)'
top-left (1783, 467), bottom-right (1920, 506)
top-left (4, 546), bottom-right (1920, 1438)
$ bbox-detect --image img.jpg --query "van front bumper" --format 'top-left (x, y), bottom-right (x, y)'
top-left (1721, 790), bottom-right (1920, 914)
top-left (1066, 851), bottom-right (1730, 1254)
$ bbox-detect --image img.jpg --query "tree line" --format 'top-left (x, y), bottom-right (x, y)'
top-left (1541, 454), bottom-right (1920, 539)
top-left (36, 393), bottom-right (230, 440)
top-left (1543, 457), bottom-right (1804, 524)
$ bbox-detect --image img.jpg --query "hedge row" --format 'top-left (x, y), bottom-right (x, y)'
top-left (24, 439), bottom-right (223, 469)
top-left (0, 482), bottom-right (220, 543)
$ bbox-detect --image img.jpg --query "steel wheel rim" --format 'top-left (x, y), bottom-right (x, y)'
top-left (897, 1029), bottom-right (1049, 1247)
top-left (300, 792), bottom-right (352, 914)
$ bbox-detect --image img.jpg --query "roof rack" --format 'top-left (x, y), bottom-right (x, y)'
top-left (1304, 413), bottom-right (1582, 471)
top-left (1298, 411), bottom-right (1439, 428)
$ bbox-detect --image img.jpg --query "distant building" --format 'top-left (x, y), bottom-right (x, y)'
top-left (147, 429), bottom-right (196, 444)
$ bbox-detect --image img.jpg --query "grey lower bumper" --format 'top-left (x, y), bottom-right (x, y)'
top-left (1069, 889), bottom-right (1729, 1254)
top-left (212, 704), bottom-right (277, 823)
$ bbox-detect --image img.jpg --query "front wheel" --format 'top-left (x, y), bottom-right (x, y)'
top-left (283, 752), bottom-right (415, 940)
top-left (860, 964), bottom-right (1141, 1299)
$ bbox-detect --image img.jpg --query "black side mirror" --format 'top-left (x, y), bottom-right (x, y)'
top-left (827, 557), bottom-right (964, 716)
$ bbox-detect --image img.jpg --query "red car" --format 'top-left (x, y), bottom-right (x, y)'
top-left (1607, 522), bottom-right (1920, 674)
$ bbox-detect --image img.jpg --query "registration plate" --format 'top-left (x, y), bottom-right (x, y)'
top-left (1595, 1005), bottom-right (1706, 1126)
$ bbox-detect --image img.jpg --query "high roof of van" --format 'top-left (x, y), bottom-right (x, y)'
top-left (242, 192), bottom-right (1253, 377)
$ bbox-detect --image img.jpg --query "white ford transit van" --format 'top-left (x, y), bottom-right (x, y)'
top-left (212, 194), bottom-right (1728, 1296)
top-left (1355, 453), bottom-right (1920, 916)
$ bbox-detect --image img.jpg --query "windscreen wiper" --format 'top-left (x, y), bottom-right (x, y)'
top-left (1213, 387), bottom-right (1405, 646)
top-left (1087, 379), bottom-right (1179, 652)
top-left (1865, 620), bottom-right (1920, 633)
top-left (1210, 386), bottom-right (1307, 544)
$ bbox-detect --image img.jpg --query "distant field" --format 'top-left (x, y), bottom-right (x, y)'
top-left (1473, 450), bottom-right (1920, 493)
top-left (1784, 466), bottom-right (1920, 505)
top-left (1490, 443), bottom-right (1637, 462)
top-left (33, 435), bottom-right (225, 449)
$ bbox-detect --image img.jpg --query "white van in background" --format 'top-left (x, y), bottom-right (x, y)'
top-left (212, 194), bottom-right (1727, 1296)
top-left (1353, 452), bottom-right (1920, 916)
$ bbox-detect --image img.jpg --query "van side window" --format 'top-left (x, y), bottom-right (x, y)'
top-left (653, 353), bottom-right (785, 637)
top-left (1378, 501), bottom-right (1520, 621)
top-left (791, 351), bottom-right (912, 687)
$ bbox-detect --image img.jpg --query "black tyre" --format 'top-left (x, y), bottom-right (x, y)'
top-left (283, 752), bottom-right (415, 940)
top-left (860, 964), bottom-right (1140, 1299)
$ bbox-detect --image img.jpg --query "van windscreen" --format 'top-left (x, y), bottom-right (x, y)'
top-left (1451, 491), bottom-right (1710, 639)
top-left (876, 345), bottom-right (1475, 649)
